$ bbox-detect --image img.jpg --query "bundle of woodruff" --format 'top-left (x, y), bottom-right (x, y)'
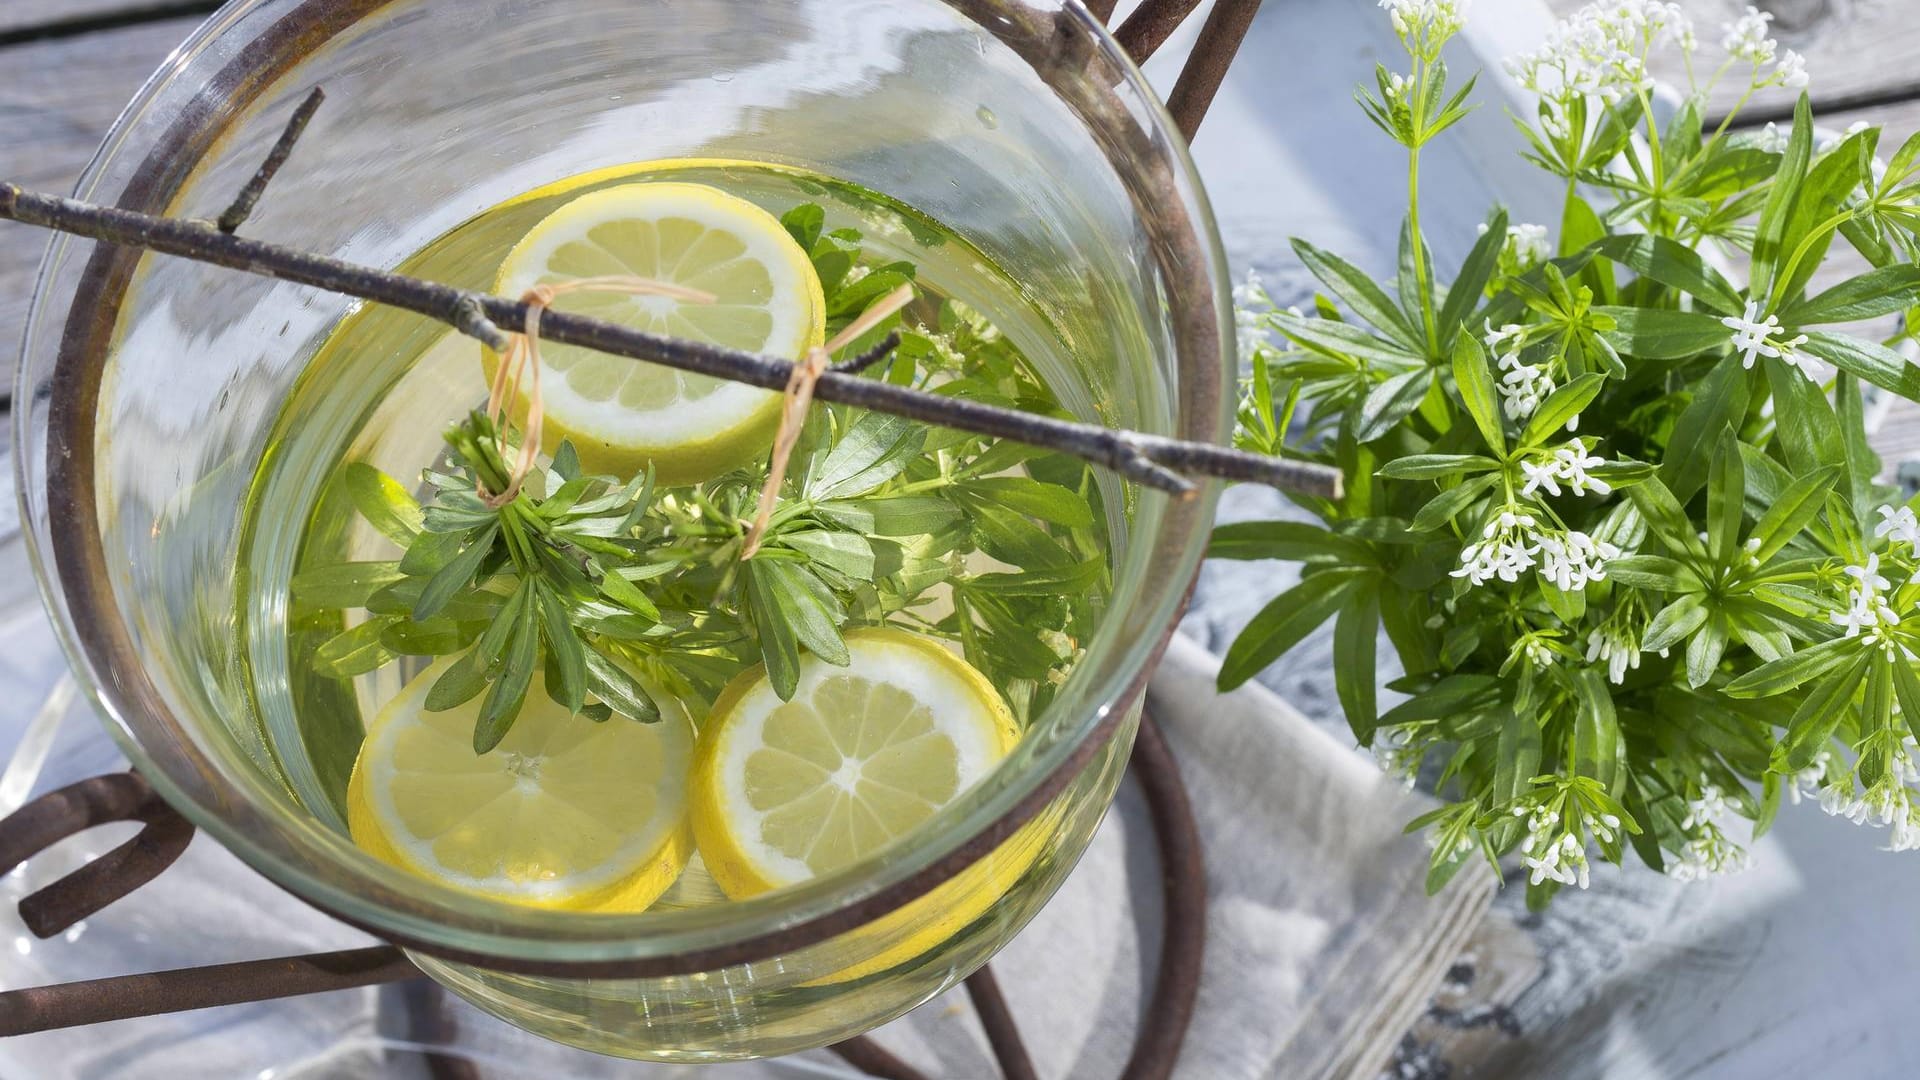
top-left (1225, 0), bottom-right (1920, 903)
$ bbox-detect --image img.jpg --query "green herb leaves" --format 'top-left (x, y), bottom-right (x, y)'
top-left (1227, 16), bottom-right (1920, 903)
top-left (297, 204), bottom-right (1108, 756)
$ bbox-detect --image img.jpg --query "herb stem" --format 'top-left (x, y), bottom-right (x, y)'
top-left (1407, 58), bottom-right (1441, 356)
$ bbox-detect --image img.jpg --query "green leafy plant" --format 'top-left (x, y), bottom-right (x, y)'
top-left (1225, 0), bottom-right (1920, 904)
top-left (295, 205), bottom-right (1108, 753)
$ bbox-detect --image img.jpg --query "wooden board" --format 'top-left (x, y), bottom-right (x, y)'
top-left (0, 18), bottom-right (198, 362)
top-left (0, 2), bottom-right (210, 37)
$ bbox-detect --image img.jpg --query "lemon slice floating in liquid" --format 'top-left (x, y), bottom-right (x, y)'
top-left (489, 180), bottom-right (825, 485)
top-left (691, 627), bottom-right (1022, 896)
top-left (347, 659), bottom-right (696, 912)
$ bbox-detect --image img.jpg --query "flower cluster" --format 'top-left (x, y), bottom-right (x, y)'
top-left (1482, 221), bottom-right (1552, 277)
top-left (1453, 510), bottom-right (1542, 586)
top-left (1721, 6), bottom-right (1809, 89)
top-left (1504, 0), bottom-right (1690, 105)
top-left (1667, 785), bottom-right (1752, 882)
top-left (1487, 321), bottom-right (1556, 420)
top-left (1232, 268), bottom-right (1275, 366)
top-left (1538, 529), bottom-right (1620, 592)
top-left (1720, 301), bottom-right (1815, 379)
top-left (1584, 606), bottom-right (1645, 685)
top-left (1513, 794), bottom-right (1620, 889)
top-left (1379, 0), bottom-right (1469, 54)
top-left (1452, 509), bottom-right (1620, 593)
top-left (1520, 439), bottom-right (1611, 497)
top-left (1831, 553), bottom-right (1901, 639)
top-left (1804, 738), bottom-right (1920, 851)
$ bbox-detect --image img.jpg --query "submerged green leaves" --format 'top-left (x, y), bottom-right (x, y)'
top-left (299, 204), bottom-right (1110, 751)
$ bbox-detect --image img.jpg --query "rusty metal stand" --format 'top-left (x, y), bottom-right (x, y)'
top-left (0, 715), bottom-right (1203, 1080)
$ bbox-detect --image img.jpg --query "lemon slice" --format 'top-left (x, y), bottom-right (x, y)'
top-left (347, 659), bottom-right (695, 912)
top-left (490, 180), bottom-right (825, 485)
top-left (691, 627), bottom-right (1021, 897)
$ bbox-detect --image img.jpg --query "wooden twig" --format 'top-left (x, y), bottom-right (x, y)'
top-left (1114, 0), bottom-right (1207, 62)
top-left (0, 94), bottom-right (1341, 501)
top-left (216, 87), bottom-right (325, 233)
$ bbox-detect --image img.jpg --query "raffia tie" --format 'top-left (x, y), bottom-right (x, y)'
top-left (740, 283), bottom-right (917, 558)
top-left (482, 276), bottom-right (714, 507)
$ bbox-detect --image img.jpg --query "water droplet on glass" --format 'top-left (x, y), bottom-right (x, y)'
top-left (976, 105), bottom-right (999, 130)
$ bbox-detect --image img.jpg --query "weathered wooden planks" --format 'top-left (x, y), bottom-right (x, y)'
top-left (0, 18), bottom-right (197, 360)
top-left (0, 2), bottom-right (210, 37)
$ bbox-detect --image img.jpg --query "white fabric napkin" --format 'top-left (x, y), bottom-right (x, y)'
top-left (853, 633), bottom-right (1493, 1080)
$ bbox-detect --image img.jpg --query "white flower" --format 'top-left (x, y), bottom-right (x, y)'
top-left (1755, 121), bottom-right (1787, 154)
top-left (1768, 48), bottom-right (1809, 89)
top-left (1520, 458), bottom-right (1563, 497)
top-left (1680, 785), bottom-right (1733, 830)
top-left (1507, 223), bottom-right (1553, 269)
top-left (1496, 349), bottom-right (1555, 420)
top-left (1379, 0), bottom-right (1469, 45)
top-left (1372, 727), bottom-right (1421, 790)
top-left (1876, 505), bottom-right (1920, 548)
top-left (1518, 804), bottom-right (1591, 888)
top-left (1788, 750), bottom-right (1833, 806)
top-left (1484, 320), bottom-right (1526, 351)
top-left (1452, 511), bottom-right (1542, 586)
top-left (1505, 1), bottom-right (1690, 106)
top-left (1231, 269), bottom-right (1272, 367)
top-left (1831, 560), bottom-right (1898, 638)
top-left (1553, 439), bottom-right (1611, 496)
top-left (1847, 553), bottom-right (1892, 595)
top-left (1586, 623), bottom-right (1643, 684)
top-left (1721, 300), bottom-right (1783, 368)
top-left (1721, 5), bottom-right (1776, 64)
top-left (1537, 529), bottom-right (1619, 591)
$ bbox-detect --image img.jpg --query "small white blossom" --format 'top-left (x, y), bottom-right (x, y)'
top-left (1815, 740), bottom-right (1920, 851)
top-left (1720, 301), bottom-right (1816, 378)
top-left (1505, 1), bottom-right (1691, 106)
top-left (1553, 439), bottom-right (1611, 496)
top-left (1484, 320), bottom-right (1526, 351)
top-left (1452, 511), bottom-right (1542, 586)
top-left (1831, 557), bottom-right (1899, 638)
top-left (1379, 0), bottom-right (1469, 46)
top-left (1496, 349), bottom-right (1555, 420)
top-left (1848, 553), bottom-right (1892, 594)
top-left (1537, 529), bottom-right (1620, 592)
top-left (1755, 121), bottom-right (1788, 154)
top-left (1721, 300), bottom-right (1782, 368)
top-left (1876, 505), bottom-right (1920, 548)
top-left (1721, 6), bottom-right (1776, 64)
top-left (1768, 48), bottom-right (1809, 89)
top-left (1520, 458), bottom-right (1563, 497)
top-left (1483, 222), bottom-right (1553, 271)
top-left (1372, 727), bottom-right (1421, 790)
top-left (1586, 623), bottom-right (1643, 684)
top-left (1231, 269), bottom-right (1272, 367)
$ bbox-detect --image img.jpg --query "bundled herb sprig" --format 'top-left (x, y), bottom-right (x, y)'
top-left (1227, 0), bottom-right (1920, 904)
top-left (294, 202), bottom-right (1110, 755)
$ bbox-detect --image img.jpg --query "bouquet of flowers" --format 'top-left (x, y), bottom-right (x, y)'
top-left (1225, 0), bottom-right (1920, 906)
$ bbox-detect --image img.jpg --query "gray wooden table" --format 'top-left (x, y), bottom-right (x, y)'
top-left (5, 2), bottom-right (1920, 1078)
